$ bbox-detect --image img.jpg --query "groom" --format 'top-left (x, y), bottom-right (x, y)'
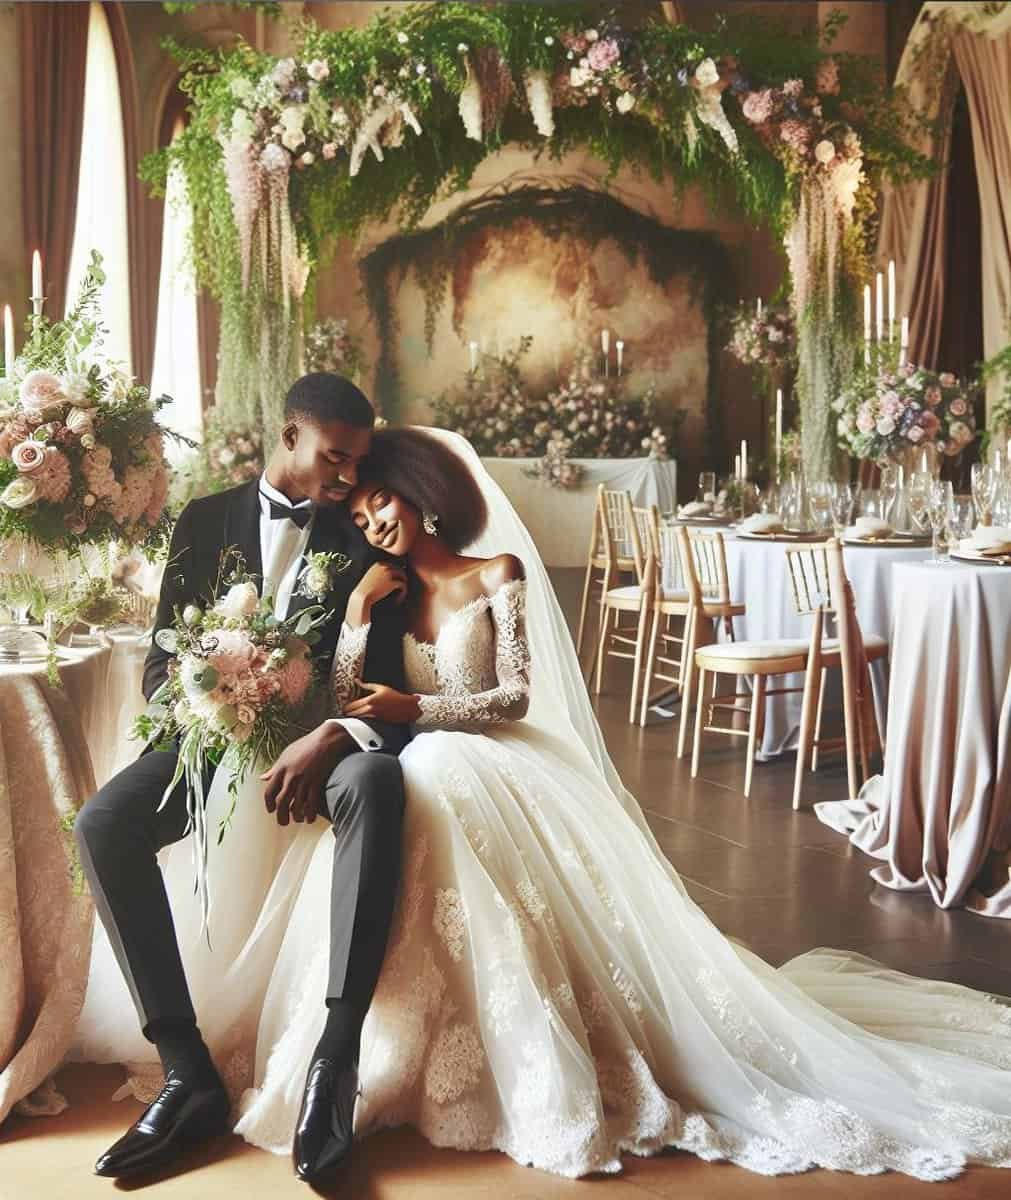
top-left (75, 374), bottom-right (412, 1184)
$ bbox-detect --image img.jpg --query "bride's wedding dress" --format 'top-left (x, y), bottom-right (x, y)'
top-left (73, 431), bottom-right (1011, 1182)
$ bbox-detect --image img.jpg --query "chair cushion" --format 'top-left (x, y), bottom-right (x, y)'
top-left (698, 633), bottom-right (888, 662)
top-left (605, 585), bottom-right (645, 601)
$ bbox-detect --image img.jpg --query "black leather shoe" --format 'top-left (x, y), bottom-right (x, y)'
top-left (292, 1058), bottom-right (359, 1184)
top-left (94, 1070), bottom-right (231, 1178)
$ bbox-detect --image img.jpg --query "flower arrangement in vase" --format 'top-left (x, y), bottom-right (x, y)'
top-left (0, 253), bottom-right (174, 556)
top-left (726, 303), bottom-right (796, 374)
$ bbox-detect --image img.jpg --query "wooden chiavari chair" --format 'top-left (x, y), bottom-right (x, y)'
top-left (576, 485), bottom-right (637, 659)
top-left (634, 507), bottom-right (691, 726)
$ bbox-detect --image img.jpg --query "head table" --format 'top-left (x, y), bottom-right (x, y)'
top-left (815, 560), bottom-right (1011, 917)
top-left (666, 527), bottom-right (931, 760)
top-left (0, 630), bottom-right (146, 1126)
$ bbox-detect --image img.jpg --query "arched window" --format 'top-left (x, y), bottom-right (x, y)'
top-left (149, 116), bottom-right (202, 456)
top-left (65, 1), bottom-right (131, 371)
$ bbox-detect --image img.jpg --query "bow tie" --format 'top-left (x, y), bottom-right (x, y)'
top-left (262, 494), bottom-right (312, 529)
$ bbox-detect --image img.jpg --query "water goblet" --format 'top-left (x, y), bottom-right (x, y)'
top-left (857, 488), bottom-right (881, 519)
top-left (830, 482), bottom-right (855, 538)
top-left (906, 470), bottom-right (933, 535)
top-left (971, 463), bottom-right (997, 527)
top-left (808, 481), bottom-right (834, 533)
top-left (879, 464), bottom-right (903, 525)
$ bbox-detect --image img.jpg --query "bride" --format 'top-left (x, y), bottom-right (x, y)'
top-left (75, 428), bottom-right (1011, 1182)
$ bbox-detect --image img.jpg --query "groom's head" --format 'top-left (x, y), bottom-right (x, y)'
top-left (276, 373), bottom-right (374, 507)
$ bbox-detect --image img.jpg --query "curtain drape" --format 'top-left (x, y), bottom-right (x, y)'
top-left (17, 2), bottom-right (89, 321)
top-left (951, 28), bottom-right (1011, 417)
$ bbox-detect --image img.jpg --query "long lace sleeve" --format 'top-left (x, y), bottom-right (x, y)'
top-left (330, 621), bottom-right (370, 712)
top-left (415, 579), bottom-right (530, 729)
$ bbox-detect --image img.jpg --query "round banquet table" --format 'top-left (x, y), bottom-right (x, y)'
top-left (0, 630), bottom-right (148, 1126)
top-left (671, 532), bottom-right (932, 759)
top-left (815, 560), bottom-right (1011, 916)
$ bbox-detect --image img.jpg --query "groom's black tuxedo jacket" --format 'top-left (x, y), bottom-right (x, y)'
top-left (143, 480), bottom-right (407, 730)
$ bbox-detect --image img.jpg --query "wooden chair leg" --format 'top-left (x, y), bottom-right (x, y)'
top-left (690, 666), bottom-right (708, 778)
top-left (793, 663), bottom-right (821, 810)
top-left (575, 561), bottom-right (597, 657)
top-left (744, 675), bottom-right (766, 798)
top-left (810, 667), bottom-right (828, 771)
top-left (594, 605), bottom-right (612, 695)
top-left (585, 571), bottom-right (611, 685)
top-left (677, 610), bottom-right (698, 759)
top-left (639, 608), bottom-right (662, 727)
top-left (629, 603), bottom-right (650, 724)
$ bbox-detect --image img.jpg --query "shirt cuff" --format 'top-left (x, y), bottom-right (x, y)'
top-left (327, 717), bottom-right (384, 752)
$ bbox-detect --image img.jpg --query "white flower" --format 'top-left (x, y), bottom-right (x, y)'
top-left (0, 477), bottom-right (37, 509)
top-left (304, 565), bottom-right (329, 596)
top-left (457, 42), bottom-right (468, 53)
top-left (218, 447), bottom-right (236, 466)
top-left (332, 107), bottom-right (350, 128)
top-left (231, 108), bottom-right (255, 144)
top-left (586, 28), bottom-right (599, 42)
top-left (373, 84), bottom-right (387, 98)
top-left (570, 66), bottom-right (591, 88)
top-left (695, 57), bottom-right (719, 87)
top-left (396, 31), bottom-right (409, 44)
top-left (814, 138), bottom-right (836, 164)
top-left (459, 66), bottom-right (483, 141)
top-left (876, 416), bottom-right (895, 436)
top-left (322, 142), bottom-right (338, 159)
top-left (260, 142), bottom-right (290, 172)
top-left (62, 374), bottom-right (92, 407)
top-left (616, 91), bottom-right (636, 114)
top-left (230, 77), bottom-right (255, 105)
top-left (19, 369), bottom-right (65, 413)
top-left (524, 69), bottom-right (554, 137)
top-left (300, 150), bottom-right (315, 165)
top-left (544, 36), bottom-right (554, 46)
top-left (66, 407), bottom-right (94, 435)
top-left (214, 581), bottom-right (259, 621)
top-left (416, 63), bottom-right (427, 75)
top-left (173, 700), bottom-right (192, 726)
top-left (83, 492), bottom-right (96, 507)
top-left (182, 604), bottom-right (203, 627)
top-left (236, 703), bottom-right (256, 726)
top-left (399, 66), bottom-right (410, 78)
top-left (306, 58), bottom-right (329, 81)
top-left (80, 433), bottom-right (96, 449)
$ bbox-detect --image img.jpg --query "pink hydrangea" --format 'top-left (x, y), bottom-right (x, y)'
top-left (144, 465), bottom-right (169, 526)
top-left (741, 89), bottom-right (774, 124)
top-left (276, 654), bottom-right (313, 705)
top-left (587, 37), bottom-right (619, 72)
top-left (780, 118), bottom-right (811, 152)
top-left (782, 78), bottom-right (804, 98)
top-left (32, 448), bottom-right (72, 503)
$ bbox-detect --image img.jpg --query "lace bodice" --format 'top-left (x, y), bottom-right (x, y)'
top-left (331, 578), bottom-right (530, 730)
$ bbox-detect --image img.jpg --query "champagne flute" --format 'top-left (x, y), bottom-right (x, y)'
top-left (879, 463), bottom-right (903, 525)
top-left (971, 463), bottom-right (997, 527)
top-left (927, 479), bottom-right (953, 564)
top-left (906, 470), bottom-right (932, 534)
top-left (831, 482), bottom-right (854, 538)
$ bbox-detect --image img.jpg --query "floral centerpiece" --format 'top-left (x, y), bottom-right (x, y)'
top-left (431, 339), bottom-right (680, 481)
top-left (726, 303), bottom-right (796, 373)
top-left (834, 362), bottom-right (976, 464)
top-left (0, 253), bottom-right (173, 555)
top-left (304, 316), bottom-right (365, 380)
top-left (134, 549), bottom-right (348, 929)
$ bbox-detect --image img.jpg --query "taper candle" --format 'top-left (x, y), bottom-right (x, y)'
top-left (899, 316), bottom-right (909, 367)
top-left (863, 284), bottom-right (872, 364)
top-left (756, 297), bottom-right (763, 318)
top-left (887, 259), bottom-right (896, 342)
top-left (775, 388), bottom-right (783, 482)
top-left (615, 339), bottom-right (624, 376)
top-left (740, 439), bottom-right (748, 481)
top-left (2, 305), bottom-right (13, 374)
top-left (734, 454), bottom-right (741, 481)
top-left (875, 271), bottom-right (884, 342)
top-left (31, 250), bottom-right (42, 301)
top-left (468, 340), bottom-right (478, 371)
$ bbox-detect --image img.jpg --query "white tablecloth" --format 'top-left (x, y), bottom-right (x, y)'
top-left (0, 628), bottom-right (148, 1126)
top-left (815, 561), bottom-right (1011, 916)
top-left (690, 535), bottom-right (931, 758)
top-left (482, 457), bottom-right (678, 567)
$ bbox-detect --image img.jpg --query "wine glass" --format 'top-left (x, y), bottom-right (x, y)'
top-left (698, 471), bottom-right (716, 504)
top-left (971, 463), bottom-right (997, 527)
top-left (808, 481), bottom-right (834, 533)
top-left (949, 495), bottom-right (974, 546)
top-left (906, 470), bottom-right (933, 534)
top-left (857, 488), bottom-right (881, 519)
top-left (879, 464), bottom-right (903, 525)
top-left (927, 480), bottom-right (953, 564)
top-left (831, 482), bottom-right (855, 538)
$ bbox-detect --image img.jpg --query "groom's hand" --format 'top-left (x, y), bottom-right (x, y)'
top-left (261, 724), bottom-right (354, 826)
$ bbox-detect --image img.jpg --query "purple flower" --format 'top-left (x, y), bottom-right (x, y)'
top-left (676, 67), bottom-right (689, 86)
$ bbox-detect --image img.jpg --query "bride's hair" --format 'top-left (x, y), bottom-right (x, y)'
top-left (362, 428), bottom-right (488, 550)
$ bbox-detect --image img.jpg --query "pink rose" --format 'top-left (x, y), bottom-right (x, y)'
top-left (276, 654), bottom-right (313, 705)
top-left (19, 370), bottom-right (65, 415)
top-left (907, 425), bottom-right (924, 443)
top-left (11, 440), bottom-right (47, 474)
top-left (920, 411), bottom-right (940, 436)
top-left (587, 38), bottom-right (619, 72)
top-left (949, 397), bottom-right (967, 416)
top-left (207, 628), bottom-right (258, 678)
top-left (741, 89), bottom-right (774, 124)
top-left (939, 372), bottom-right (956, 386)
top-left (924, 386), bottom-right (942, 407)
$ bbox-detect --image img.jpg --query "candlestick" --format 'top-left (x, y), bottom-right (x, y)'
top-left (775, 388), bottom-right (783, 484)
top-left (468, 340), bottom-right (478, 372)
top-left (875, 271), bottom-right (884, 343)
top-left (740, 439), bottom-right (748, 482)
top-left (887, 260), bottom-right (896, 343)
top-left (615, 339), bottom-right (624, 377)
top-left (2, 305), bottom-right (13, 375)
top-left (899, 316), bottom-right (909, 367)
top-left (31, 250), bottom-right (43, 317)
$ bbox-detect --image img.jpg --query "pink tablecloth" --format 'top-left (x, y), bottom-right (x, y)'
top-left (815, 561), bottom-right (1011, 916)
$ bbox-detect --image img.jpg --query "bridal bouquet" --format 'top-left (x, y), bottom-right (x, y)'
top-left (135, 552), bottom-right (343, 926)
top-left (834, 362), bottom-right (976, 464)
top-left (0, 252), bottom-right (174, 555)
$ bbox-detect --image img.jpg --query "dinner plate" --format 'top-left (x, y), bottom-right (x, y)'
top-left (669, 513), bottom-right (732, 525)
top-left (842, 535), bottom-right (930, 548)
top-left (949, 548), bottom-right (1011, 566)
top-left (736, 529), bottom-right (825, 542)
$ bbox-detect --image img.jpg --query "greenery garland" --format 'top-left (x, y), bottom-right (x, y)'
top-left (145, 3), bottom-right (933, 463)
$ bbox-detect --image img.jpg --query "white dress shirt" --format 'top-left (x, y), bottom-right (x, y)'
top-left (257, 474), bottom-right (384, 753)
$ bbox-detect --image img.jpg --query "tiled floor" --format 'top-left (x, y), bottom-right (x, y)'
top-left (3, 569), bottom-right (1008, 1199)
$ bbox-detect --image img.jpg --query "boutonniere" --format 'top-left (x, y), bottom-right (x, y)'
top-left (295, 550), bottom-right (352, 603)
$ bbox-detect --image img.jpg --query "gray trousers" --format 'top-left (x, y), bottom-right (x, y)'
top-left (74, 746), bottom-right (405, 1037)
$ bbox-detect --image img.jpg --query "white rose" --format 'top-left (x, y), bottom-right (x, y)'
top-left (66, 407), bottom-right (94, 435)
top-left (814, 139), bottom-right (835, 165)
top-left (80, 433), bottom-right (96, 449)
top-left (306, 58), bottom-right (330, 81)
top-left (570, 67), bottom-right (591, 88)
top-left (305, 565), bottom-right (329, 595)
top-left (586, 29), bottom-right (599, 42)
top-left (182, 604), bottom-right (203, 627)
top-left (396, 31), bottom-right (409, 44)
top-left (876, 416), bottom-right (895, 436)
top-left (214, 581), bottom-right (259, 621)
top-left (616, 91), bottom-right (636, 114)
top-left (236, 703), bottom-right (257, 727)
top-left (218, 447), bottom-right (236, 466)
top-left (0, 476), bottom-right (38, 509)
top-left (695, 58), bottom-right (719, 88)
top-left (300, 151), bottom-right (315, 165)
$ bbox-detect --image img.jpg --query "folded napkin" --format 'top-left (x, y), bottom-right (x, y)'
top-left (679, 500), bottom-right (713, 518)
top-left (740, 513), bottom-right (785, 535)
top-left (965, 525), bottom-right (1011, 556)
top-left (849, 516), bottom-right (893, 541)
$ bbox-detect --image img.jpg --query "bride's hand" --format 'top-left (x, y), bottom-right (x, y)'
top-left (344, 682), bottom-right (421, 723)
top-left (346, 563), bottom-right (407, 627)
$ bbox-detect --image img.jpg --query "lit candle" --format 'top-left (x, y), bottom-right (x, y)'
top-left (2, 305), bottom-right (13, 375)
top-left (734, 454), bottom-right (741, 481)
top-left (615, 339), bottom-right (624, 376)
top-left (875, 271), bottom-right (884, 342)
top-left (775, 388), bottom-right (783, 482)
top-left (863, 284), bottom-right (872, 365)
top-left (601, 328), bottom-right (609, 377)
top-left (468, 340), bottom-right (478, 371)
top-left (887, 259), bottom-right (896, 342)
top-left (899, 315), bottom-right (909, 367)
top-left (740, 439), bottom-right (748, 481)
top-left (31, 250), bottom-right (42, 301)
top-left (756, 297), bottom-right (763, 318)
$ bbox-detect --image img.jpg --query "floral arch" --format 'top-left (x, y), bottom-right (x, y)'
top-left (147, 1), bottom-right (930, 477)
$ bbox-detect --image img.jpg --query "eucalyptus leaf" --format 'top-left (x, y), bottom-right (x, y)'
top-left (295, 612), bottom-right (313, 637)
top-left (155, 628), bottom-right (179, 654)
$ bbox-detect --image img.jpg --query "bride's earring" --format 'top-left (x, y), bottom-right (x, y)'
top-left (422, 511), bottom-right (439, 536)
